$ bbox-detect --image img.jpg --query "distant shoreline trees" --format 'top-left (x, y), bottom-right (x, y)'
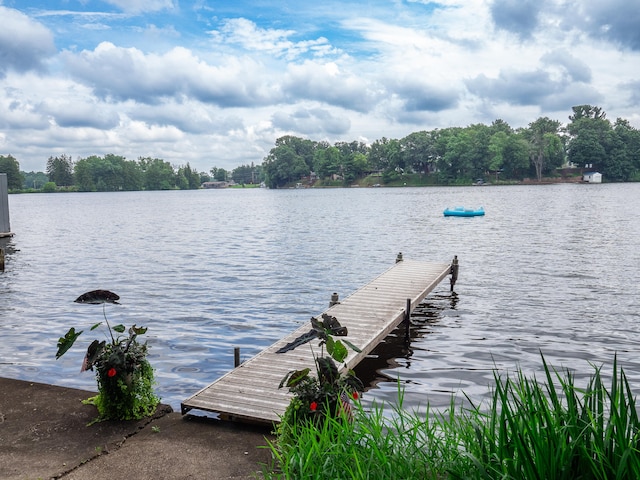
top-left (262, 105), bottom-right (639, 188)
top-left (2, 105), bottom-right (639, 192)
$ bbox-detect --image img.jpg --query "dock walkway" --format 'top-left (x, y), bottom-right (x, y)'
top-left (181, 257), bottom-right (455, 424)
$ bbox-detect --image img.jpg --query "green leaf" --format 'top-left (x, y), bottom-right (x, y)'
top-left (56, 327), bottom-right (83, 359)
top-left (331, 340), bottom-right (348, 363)
top-left (130, 325), bottom-right (148, 335)
top-left (283, 368), bottom-right (311, 388)
top-left (112, 324), bottom-right (126, 333)
top-left (90, 322), bottom-right (102, 331)
top-left (325, 336), bottom-right (336, 356)
top-left (342, 339), bottom-right (362, 353)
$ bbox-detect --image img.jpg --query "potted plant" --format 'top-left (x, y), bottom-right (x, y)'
top-left (278, 314), bottom-right (364, 431)
top-left (56, 290), bottom-right (159, 421)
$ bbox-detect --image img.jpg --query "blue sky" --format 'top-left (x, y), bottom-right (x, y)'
top-left (1, 0), bottom-right (639, 173)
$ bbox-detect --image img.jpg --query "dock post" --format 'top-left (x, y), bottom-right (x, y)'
top-left (330, 292), bottom-right (340, 306)
top-left (234, 347), bottom-right (241, 367)
top-left (0, 248), bottom-right (4, 272)
top-left (404, 298), bottom-right (411, 342)
top-left (450, 255), bottom-right (459, 291)
top-left (1, 173), bottom-right (12, 238)
top-left (396, 252), bottom-right (403, 263)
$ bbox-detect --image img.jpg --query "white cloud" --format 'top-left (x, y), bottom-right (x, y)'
top-left (209, 18), bottom-right (339, 60)
top-left (60, 42), bottom-right (281, 107)
top-left (1, 0), bottom-right (639, 174)
top-left (0, 7), bottom-right (56, 77)
top-left (283, 60), bottom-right (379, 112)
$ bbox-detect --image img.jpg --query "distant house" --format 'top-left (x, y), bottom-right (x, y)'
top-left (583, 172), bottom-right (602, 183)
top-left (202, 181), bottom-right (229, 189)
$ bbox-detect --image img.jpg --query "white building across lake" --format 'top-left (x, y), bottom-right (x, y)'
top-left (583, 172), bottom-right (602, 183)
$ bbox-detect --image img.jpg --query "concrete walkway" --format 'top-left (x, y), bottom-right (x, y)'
top-left (0, 378), bottom-right (274, 480)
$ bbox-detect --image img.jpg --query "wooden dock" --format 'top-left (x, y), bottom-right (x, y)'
top-left (181, 257), bottom-right (456, 424)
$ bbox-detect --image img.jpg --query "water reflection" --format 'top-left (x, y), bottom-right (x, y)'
top-left (354, 293), bottom-right (458, 390)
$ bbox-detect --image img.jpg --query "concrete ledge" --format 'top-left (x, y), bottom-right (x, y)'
top-left (0, 378), bottom-right (274, 480)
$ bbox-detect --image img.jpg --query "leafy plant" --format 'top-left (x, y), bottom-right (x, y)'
top-left (278, 314), bottom-right (364, 439)
top-left (56, 290), bottom-right (159, 421)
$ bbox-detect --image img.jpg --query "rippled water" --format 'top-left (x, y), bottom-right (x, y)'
top-left (1, 184), bottom-right (639, 413)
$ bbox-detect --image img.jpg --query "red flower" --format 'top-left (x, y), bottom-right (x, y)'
top-left (352, 391), bottom-right (359, 400)
top-left (107, 367), bottom-right (117, 378)
top-left (310, 401), bottom-right (318, 412)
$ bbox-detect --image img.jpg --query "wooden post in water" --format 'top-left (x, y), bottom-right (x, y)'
top-left (404, 298), bottom-right (411, 342)
top-left (0, 248), bottom-right (4, 272)
top-left (450, 255), bottom-right (459, 291)
top-left (234, 347), bottom-right (241, 367)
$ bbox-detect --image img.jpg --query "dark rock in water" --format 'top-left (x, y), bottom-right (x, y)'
top-left (74, 289), bottom-right (120, 304)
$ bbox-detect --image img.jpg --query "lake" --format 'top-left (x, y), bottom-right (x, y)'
top-left (1, 184), bottom-right (639, 413)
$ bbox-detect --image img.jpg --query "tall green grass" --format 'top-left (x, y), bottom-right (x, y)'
top-left (263, 355), bottom-right (640, 479)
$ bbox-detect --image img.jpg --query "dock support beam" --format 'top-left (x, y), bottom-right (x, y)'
top-left (234, 347), bottom-right (241, 367)
top-left (450, 255), bottom-right (459, 292)
top-left (0, 248), bottom-right (4, 272)
top-left (403, 298), bottom-right (411, 342)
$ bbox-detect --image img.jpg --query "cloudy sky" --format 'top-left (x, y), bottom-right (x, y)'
top-left (1, 0), bottom-right (639, 173)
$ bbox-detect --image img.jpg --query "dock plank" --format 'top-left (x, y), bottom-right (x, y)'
top-left (181, 258), bottom-right (452, 424)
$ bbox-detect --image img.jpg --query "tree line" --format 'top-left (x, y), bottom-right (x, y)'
top-left (1, 105), bottom-right (639, 191)
top-left (262, 105), bottom-right (640, 188)
top-left (1, 153), bottom-right (264, 192)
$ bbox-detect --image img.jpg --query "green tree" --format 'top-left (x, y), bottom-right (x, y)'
top-left (604, 119), bottom-right (640, 181)
top-left (440, 129), bottom-right (476, 181)
top-left (177, 163), bottom-right (200, 189)
top-left (73, 158), bottom-right (95, 192)
top-left (523, 117), bottom-right (563, 181)
top-left (400, 131), bottom-right (438, 174)
top-left (313, 145), bottom-right (341, 180)
top-left (22, 171), bottom-right (48, 190)
top-left (489, 118), bottom-right (513, 135)
top-left (42, 181), bottom-right (57, 193)
top-left (139, 157), bottom-right (176, 190)
top-left (467, 124), bottom-right (492, 177)
top-left (334, 141), bottom-right (369, 183)
top-left (501, 134), bottom-right (531, 179)
top-left (119, 158), bottom-right (144, 191)
top-left (0, 155), bottom-right (24, 190)
top-left (46, 155), bottom-right (74, 187)
top-left (488, 131), bottom-right (508, 172)
top-left (231, 164), bottom-right (258, 185)
top-left (566, 105), bottom-right (613, 174)
top-left (368, 137), bottom-right (402, 176)
top-left (262, 136), bottom-right (313, 188)
top-left (210, 167), bottom-right (229, 182)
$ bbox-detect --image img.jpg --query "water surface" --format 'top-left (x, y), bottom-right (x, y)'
top-left (1, 184), bottom-right (639, 412)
